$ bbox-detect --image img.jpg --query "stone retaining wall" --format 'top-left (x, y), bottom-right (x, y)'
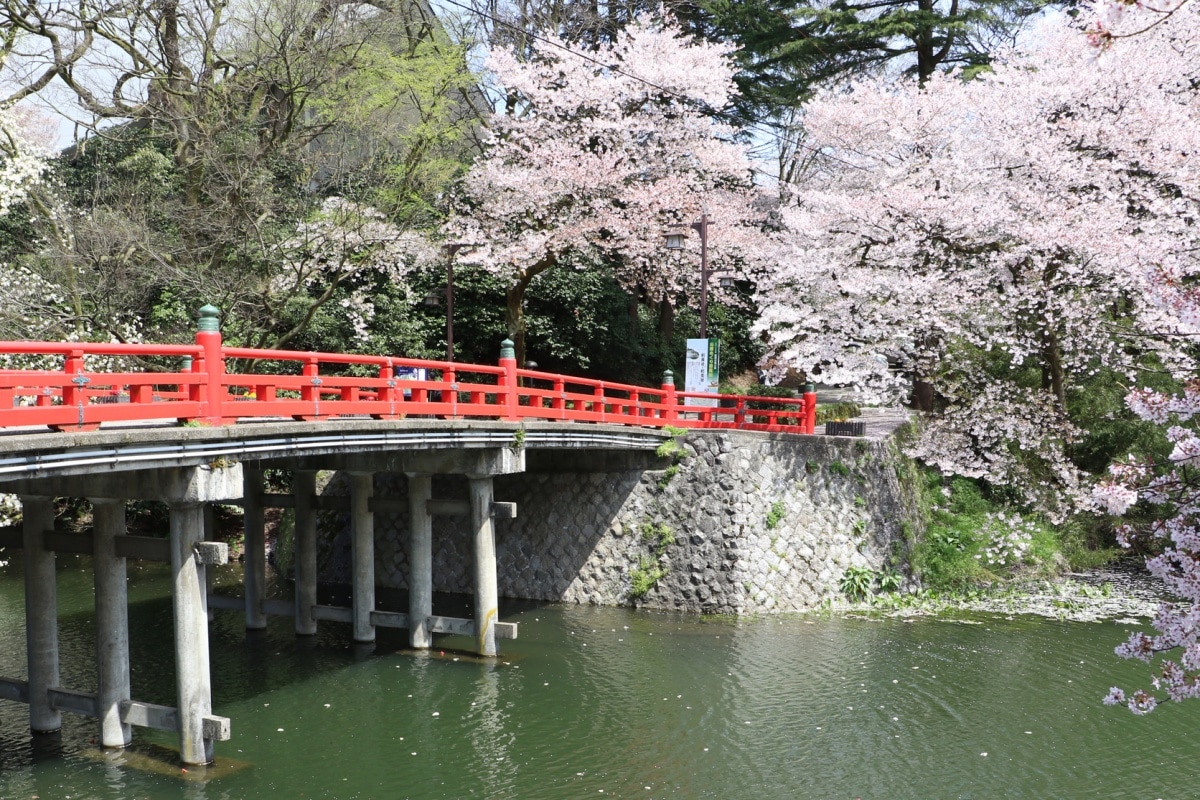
top-left (312, 429), bottom-right (922, 614)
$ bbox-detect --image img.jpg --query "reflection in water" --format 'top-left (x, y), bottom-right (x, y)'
top-left (0, 558), bottom-right (1192, 800)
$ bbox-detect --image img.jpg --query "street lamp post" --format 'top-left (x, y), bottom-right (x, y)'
top-left (664, 213), bottom-right (711, 338)
top-left (443, 243), bottom-right (465, 362)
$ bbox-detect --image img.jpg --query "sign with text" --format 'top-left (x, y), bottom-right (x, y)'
top-left (684, 338), bottom-right (719, 407)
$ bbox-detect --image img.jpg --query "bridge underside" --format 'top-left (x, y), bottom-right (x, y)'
top-left (0, 420), bottom-right (666, 765)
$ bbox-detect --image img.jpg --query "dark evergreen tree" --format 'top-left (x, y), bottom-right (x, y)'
top-left (682, 0), bottom-right (1048, 116)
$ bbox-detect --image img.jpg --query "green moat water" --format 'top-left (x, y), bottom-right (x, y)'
top-left (0, 557), bottom-right (1193, 799)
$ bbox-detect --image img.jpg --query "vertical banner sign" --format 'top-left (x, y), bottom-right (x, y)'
top-left (684, 338), bottom-right (720, 407)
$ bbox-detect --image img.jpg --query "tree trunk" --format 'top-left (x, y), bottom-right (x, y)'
top-left (1041, 330), bottom-right (1066, 411)
top-left (911, 379), bottom-right (935, 412)
top-left (504, 256), bottom-right (554, 367)
top-left (657, 297), bottom-right (675, 347)
top-left (506, 282), bottom-right (528, 368)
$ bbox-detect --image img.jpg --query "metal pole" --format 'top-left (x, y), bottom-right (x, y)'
top-left (696, 214), bottom-right (710, 339)
top-left (447, 258), bottom-right (455, 363)
top-left (444, 244), bottom-right (464, 363)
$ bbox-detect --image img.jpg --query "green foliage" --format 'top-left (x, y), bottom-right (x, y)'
top-left (815, 402), bottom-right (862, 424)
top-left (908, 474), bottom-right (1099, 592)
top-left (685, 0), bottom-right (1041, 118)
top-left (839, 565), bottom-right (876, 602)
top-left (657, 464), bottom-right (680, 490)
top-left (630, 521), bottom-right (675, 599)
top-left (655, 433), bottom-right (688, 462)
top-left (912, 477), bottom-right (990, 590)
top-left (654, 427), bottom-right (688, 488)
top-left (765, 501), bottom-right (787, 530)
top-left (1056, 517), bottom-right (1122, 570)
top-left (1067, 366), bottom-right (1175, 475)
top-left (641, 522), bottom-right (676, 551)
top-left (629, 556), bottom-right (668, 598)
top-left (877, 570), bottom-right (903, 593)
top-left (827, 461), bottom-right (850, 477)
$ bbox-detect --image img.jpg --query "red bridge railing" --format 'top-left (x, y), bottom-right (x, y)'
top-left (0, 311), bottom-right (816, 436)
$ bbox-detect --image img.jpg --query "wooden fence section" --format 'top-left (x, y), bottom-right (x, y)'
top-left (0, 333), bottom-right (816, 436)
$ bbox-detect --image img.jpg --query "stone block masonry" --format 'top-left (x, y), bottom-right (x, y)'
top-left (315, 429), bottom-right (922, 614)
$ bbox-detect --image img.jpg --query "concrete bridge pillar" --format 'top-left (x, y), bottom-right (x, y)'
top-left (469, 476), bottom-right (499, 658)
top-left (169, 500), bottom-right (215, 765)
top-left (203, 504), bottom-right (217, 622)
top-left (293, 470), bottom-right (318, 636)
top-left (21, 495), bottom-right (60, 734)
top-left (349, 472), bottom-right (375, 644)
top-left (407, 473), bottom-right (433, 649)
top-left (242, 465), bottom-right (267, 630)
top-left (91, 498), bottom-right (131, 748)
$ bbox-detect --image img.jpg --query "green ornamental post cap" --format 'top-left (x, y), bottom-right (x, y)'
top-left (197, 304), bottom-right (221, 332)
top-left (804, 383), bottom-right (816, 394)
top-left (662, 370), bottom-right (675, 386)
top-left (500, 339), bottom-right (516, 359)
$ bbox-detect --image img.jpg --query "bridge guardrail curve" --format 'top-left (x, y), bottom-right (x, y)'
top-left (0, 309), bottom-right (816, 436)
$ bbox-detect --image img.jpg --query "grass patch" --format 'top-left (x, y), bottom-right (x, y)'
top-left (816, 402), bottom-right (861, 423)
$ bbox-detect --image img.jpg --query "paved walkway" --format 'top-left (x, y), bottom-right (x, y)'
top-left (813, 385), bottom-right (913, 443)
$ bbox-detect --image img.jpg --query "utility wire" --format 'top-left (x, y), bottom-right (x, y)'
top-left (434, 0), bottom-right (863, 177)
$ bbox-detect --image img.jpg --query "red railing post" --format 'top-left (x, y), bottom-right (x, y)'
top-left (51, 348), bottom-right (99, 431)
top-left (661, 370), bottom-right (677, 422)
top-left (735, 397), bottom-right (747, 426)
top-left (375, 362), bottom-right (395, 419)
top-left (196, 305), bottom-right (225, 424)
top-left (444, 367), bottom-right (458, 416)
top-left (60, 349), bottom-right (86, 409)
top-left (803, 382), bottom-right (817, 434)
top-left (297, 357), bottom-right (321, 420)
top-left (551, 377), bottom-right (565, 418)
top-left (499, 339), bottom-right (519, 420)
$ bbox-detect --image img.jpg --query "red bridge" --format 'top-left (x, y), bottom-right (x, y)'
top-left (0, 305), bottom-right (817, 768)
top-left (0, 306), bottom-right (815, 435)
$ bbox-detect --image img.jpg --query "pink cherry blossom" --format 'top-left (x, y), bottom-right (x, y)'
top-left (443, 16), bottom-right (772, 350)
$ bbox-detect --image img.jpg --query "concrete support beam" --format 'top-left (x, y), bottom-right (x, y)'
top-left (293, 470), bottom-right (318, 636)
top-left (286, 446), bottom-right (525, 478)
top-left (22, 495), bottom-right (60, 734)
top-left (407, 473), bottom-right (433, 650)
top-left (469, 476), bottom-right (499, 658)
top-left (91, 498), bottom-right (131, 749)
top-left (1, 463), bottom-right (243, 504)
top-left (349, 472), bottom-right (375, 644)
top-left (427, 499), bottom-right (517, 519)
top-left (169, 500), bottom-right (216, 766)
top-left (203, 504), bottom-right (217, 622)
top-left (242, 466), bottom-right (267, 630)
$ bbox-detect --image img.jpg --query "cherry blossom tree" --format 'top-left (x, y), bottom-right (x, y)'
top-left (0, 106), bottom-right (49, 538)
top-left (1086, 0), bottom-right (1191, 48)
top-left (754, 4), bottom-right (1200, 517)
top-left (0, 105), bottom-right (47, 218)
top-left (272, 197), bottom-right (437, 348)
top-left (445, 16), bottom-right (770, 363)
top-left (1088, 0), bottom-right (1200, 708)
